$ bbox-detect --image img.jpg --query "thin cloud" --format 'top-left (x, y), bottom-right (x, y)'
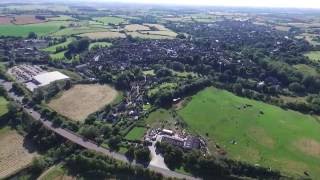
top-left (92, 0), bottom-right (320, 9)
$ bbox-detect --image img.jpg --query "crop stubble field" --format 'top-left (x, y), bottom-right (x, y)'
top-left (48, 84), bottom-right (119, 121)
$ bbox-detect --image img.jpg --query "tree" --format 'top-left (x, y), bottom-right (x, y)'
top-left (28, 32), bottom-right (37, 39)
top-left (30, 157), bottom-right (49, 174)
top-left (79, 125), bottom-right (99, 140)
top-left (125, 146), bottom-right (135, 161)
top-left (108, 136), bottom-right (121, 150)
top-left (135, 146), bottom-right (151, 163)
top-left (289, 82), bottom-right (305, 93)
top-left (155, 68), bottom-right (173, 78)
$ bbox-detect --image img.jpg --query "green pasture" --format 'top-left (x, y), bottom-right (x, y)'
top-left (89, 42), bottom-right (112, 50)
top-left (178, 87), bottom-right (320, 178)
top-left (125, 127), bottom-right (146, 140)
top-left (93, 16), bottom-right (127, 25)
top-left (43, 38), bottom-right (74, 53)
top-left (304, 51), bottom-right (320, 62)
top-left (0, 96), bottom-right (8, 117)
top-left (0, 21), bottom-right (70, 37)
top-left (293, 64), bottom-right (319, 77)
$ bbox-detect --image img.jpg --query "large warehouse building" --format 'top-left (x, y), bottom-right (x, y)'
top-left (25, 71), bottom-right (69, 91)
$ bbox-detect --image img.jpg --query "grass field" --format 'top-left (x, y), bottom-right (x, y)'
top-left (52, 27), bottom-right (109, 37)
top-left (79, 31), bottom-right (126, 39)
top-left (38, 164), bottom-right (72, 180)
top-left (89, 42), bottom-right (112, 50)
top-left (178, 87), bottom-right (320, 178)
top-left (0, 21), bottom-right (70, 37)
top-left (50, 50), bottom-right (67, 60)
top-left (0, 127), bottom-right (37, 179)
top-left (293, 64), bottom-right (319, 76)
top-left (93, 16), bottom-right (127, 25)
top-left (48, 84), bottom-right (119, 122)
top-left (125, 127), bottom-right (146, 140)
top-left (144, 108), bottom-right (178, 130)
top-left (148, 83), bottom-right (177, 97)
top-left (304, 51), bottom-right (320, 61)
top-left (42, 38), bottom-right (74, 53)
top-left (0, 96), bottom-right (8, 117)
top-left (47, 15), bottom-right (76, 21)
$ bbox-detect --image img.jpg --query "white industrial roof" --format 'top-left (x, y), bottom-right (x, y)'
top-left (33, 71), bottom-right (69, 87)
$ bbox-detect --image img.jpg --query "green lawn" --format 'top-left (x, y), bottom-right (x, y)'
top-left (93, 16), bottom-right (127, 25)
top-left (52, 27), bottom-right (109, 37)
top-left (0, 96), bottom-right (8, 117)
top-left (47, 15), bottom-right (76, 21)
top-left (304, 51), bottom-right (320, 61)
top-left (178, 87), bottom-right (320, 178)
top-left (143, 70), bottom-right (155, 76)
top-left (89, 42), bottom-right (112, 50)
top-left (39, 164), bottom-right (69, 180)
top-left (124, 127), bottom-right (146, 140)
top-left (0, 21), bottom-right (70, 37)
top-left (293, 64), bottom-right (319, 76)
top-left (148, 82), bottom-right (177, 97)
top-left (42, 38), bottom-right (74, 53)
top-left (50, 50), bottom-right (67, 60)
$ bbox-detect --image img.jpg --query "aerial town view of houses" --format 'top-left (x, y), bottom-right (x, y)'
top-left (0, 0), bottom-right (320, 180)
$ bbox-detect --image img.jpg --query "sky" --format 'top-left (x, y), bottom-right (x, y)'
top-left (92, 0), bottom-right (320, 9)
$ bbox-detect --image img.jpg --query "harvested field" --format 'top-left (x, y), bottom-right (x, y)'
top-left (144, 24), bottom-right (170, 31)
top-left (125, 24), bottom-right (150, 31)
top-left (140, 30), bottom-right (177, 37)
top-left (0, 16), bottom-right (13, 24)
top-left (13, 15), bottom-right (45, 25)
top-left (79, 31), bottom-right (126, 39)
top-left (127, 32), bottom-right (174, 39)
top-left (0, 127), bottom-right (37, 178)
top-left (48, 84), bottom-right (119, 121)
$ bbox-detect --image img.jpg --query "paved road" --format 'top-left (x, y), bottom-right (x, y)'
top-left (0, 80), bottom-right (198, 180)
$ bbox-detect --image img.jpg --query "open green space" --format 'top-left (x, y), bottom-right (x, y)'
top-left (42, 38), bottom-right (74, 53)
top-left (0, 21), bottom-right (71, 37)
top-left (89, 42), bottom-right (112, 50)
top-left (148, 82), bottom-right (177, 97)
top-left (93, 16), bottom-right (127, 25)
top-left (38, 164), bottom-right (71, 180)
top-left (47, 15), bottom-right (76, 21)
top-left (52, 27), bottom-right (109, 37)
top-left (178, 87), bottom-right (320, 178)
top-left (293, 64), bottom-right (319, 76)
top-left (0, 96), bottom-right (8, 117)
top-left (49, 50), bottom-right (67, 60)
top-left (304, 51), bottom-right (320, 62)
top-left (124, 127), bottom-right (146, 140)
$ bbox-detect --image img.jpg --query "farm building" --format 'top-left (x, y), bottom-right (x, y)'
top-left (160, 135), bottom-right (201, 150)
top-left (26, 71), bottom-right (69, 91)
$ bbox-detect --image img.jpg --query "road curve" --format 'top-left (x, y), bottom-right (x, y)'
top-left (0, 80), bottom-right (199, 180)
